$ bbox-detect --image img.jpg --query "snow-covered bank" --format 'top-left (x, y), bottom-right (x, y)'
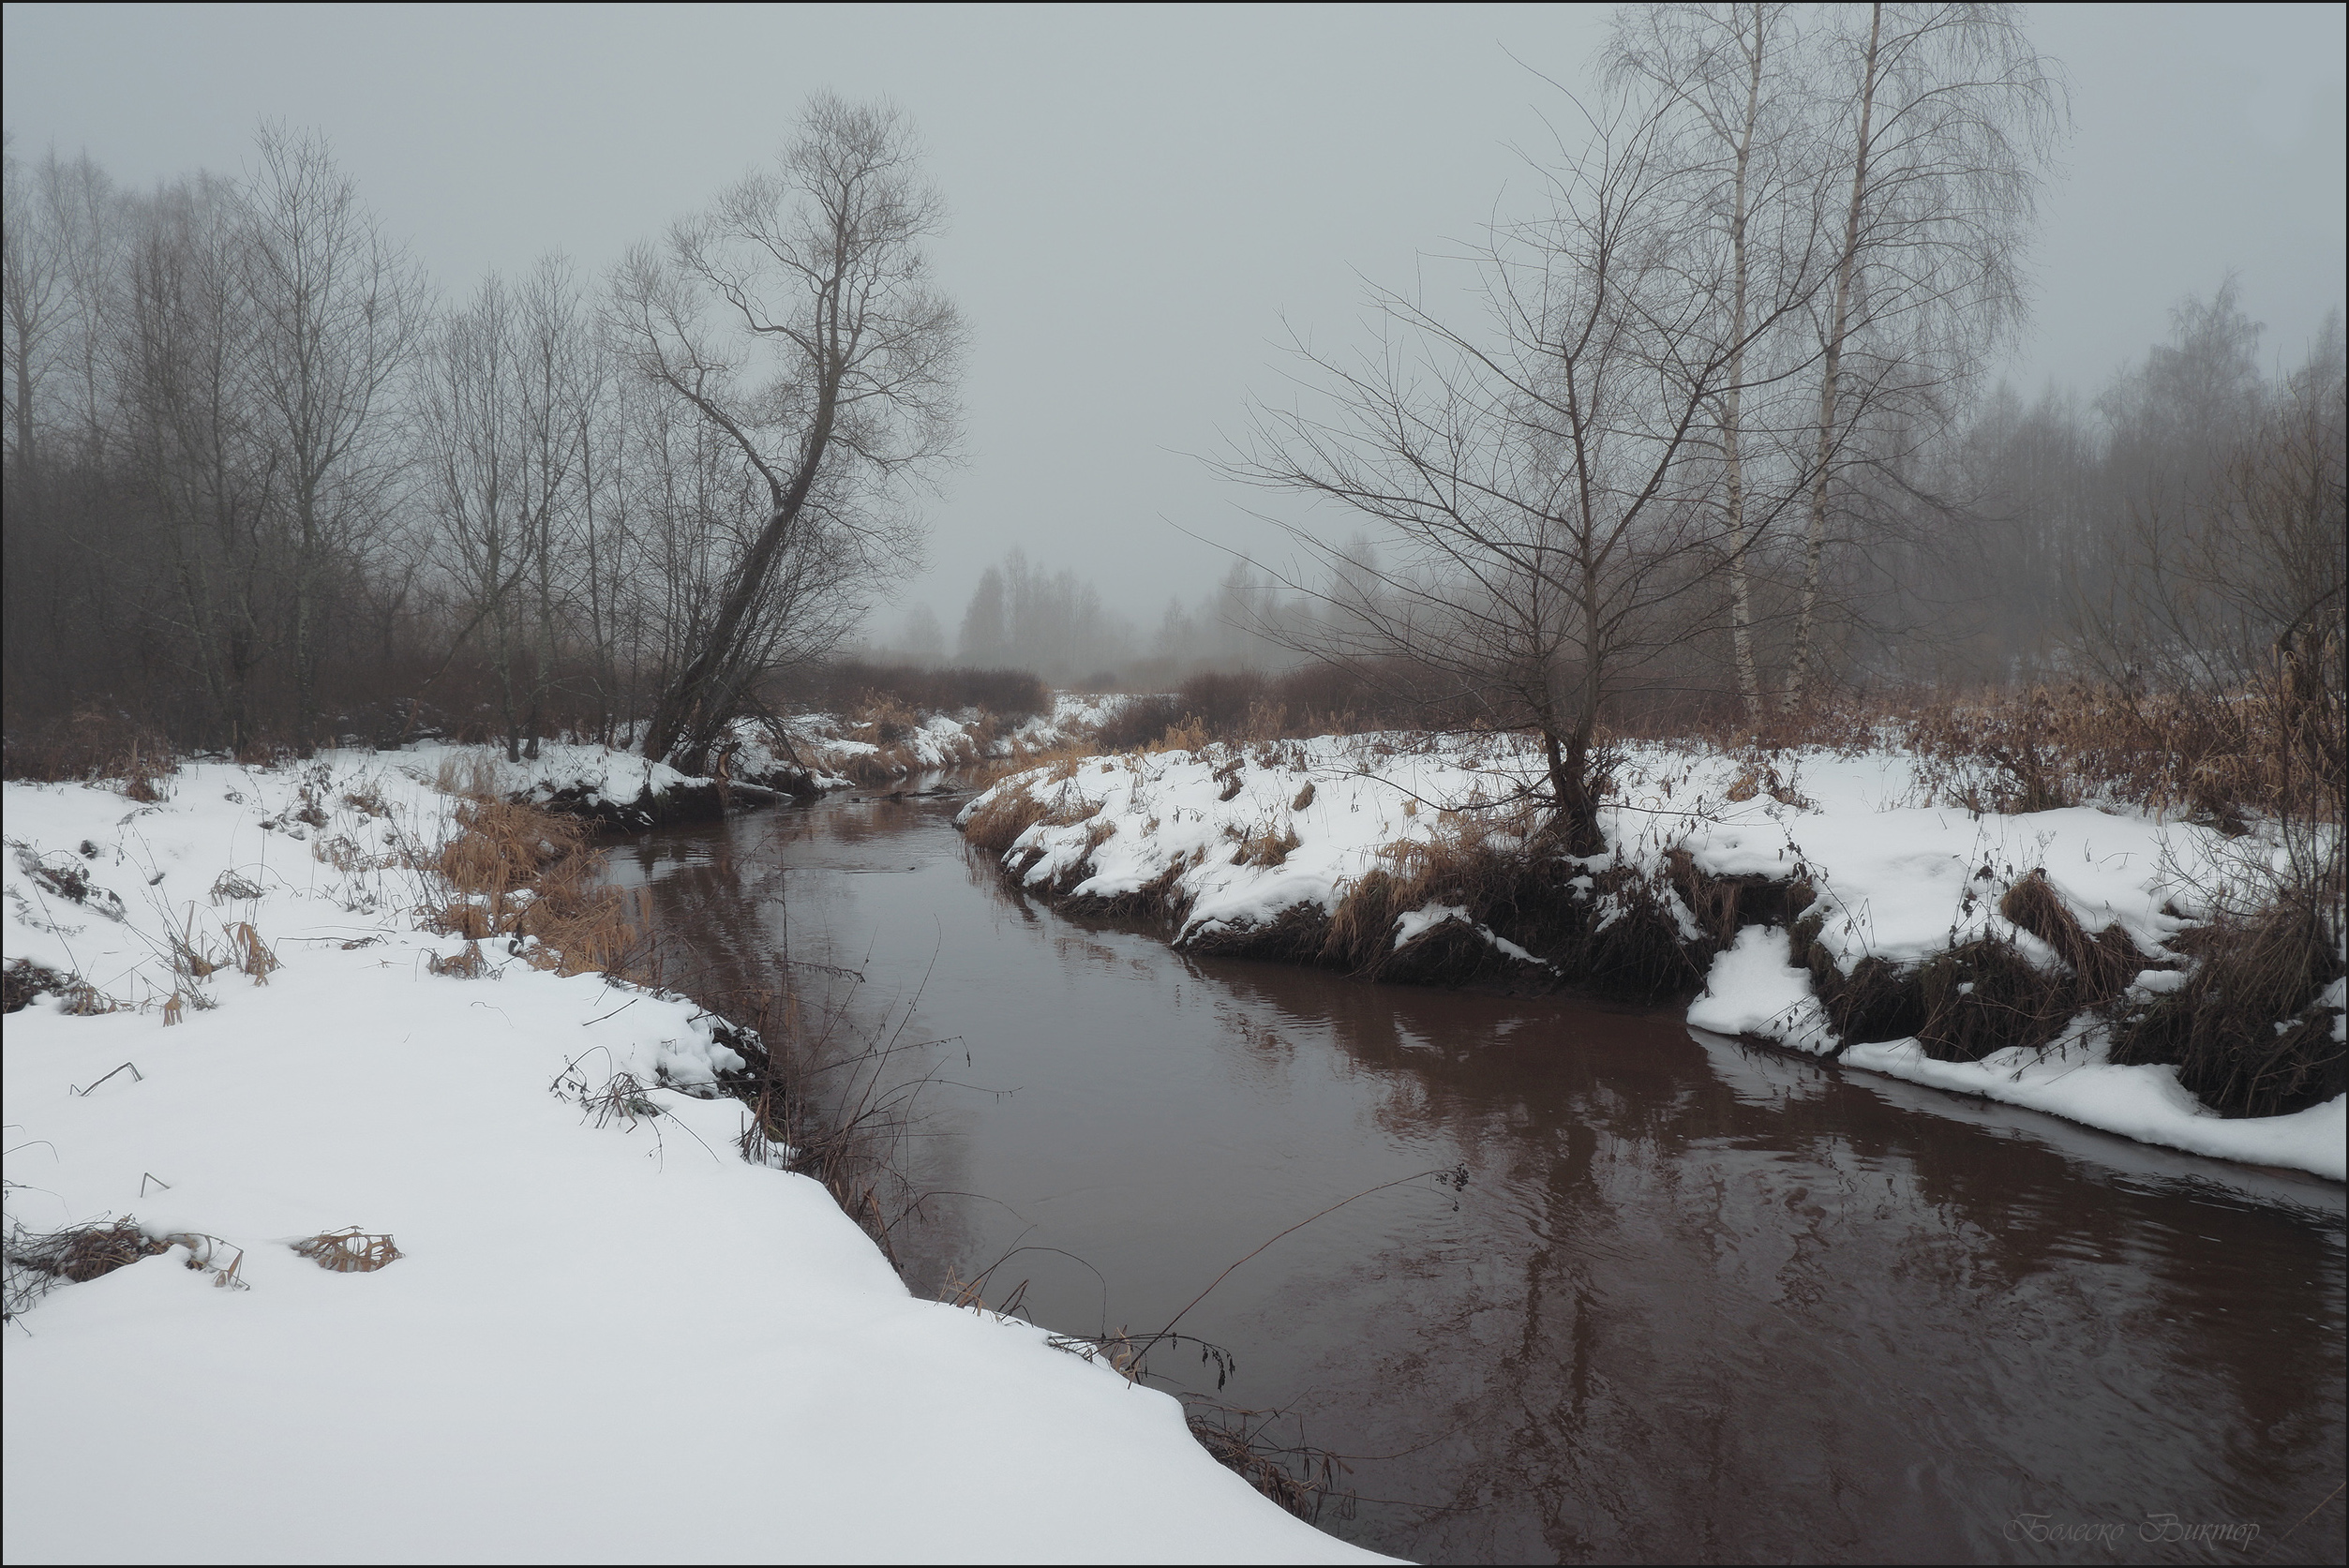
top-left (761, 693), bottom-right (1109, 791)
top-left (958, 733), bottom-right (2344, 1182)
top-left (2, 760), bottom-right (1383, 1564)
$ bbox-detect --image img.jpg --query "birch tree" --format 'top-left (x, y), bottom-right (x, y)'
top-left (1608, 2), bottom-right (1824, 720)
top-left (1782, 1), bottom-right (2065, 708)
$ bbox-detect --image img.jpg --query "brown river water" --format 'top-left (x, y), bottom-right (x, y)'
top-left (600, 788), bottom-right (2347, 1565)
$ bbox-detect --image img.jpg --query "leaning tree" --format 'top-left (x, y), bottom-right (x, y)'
top-left (609, 95), bottom-right (964, 774)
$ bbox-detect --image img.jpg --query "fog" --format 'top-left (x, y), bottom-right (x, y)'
top-left (4, 1), bottom-right (2342, 641)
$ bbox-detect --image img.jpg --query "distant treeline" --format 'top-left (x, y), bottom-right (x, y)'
top-left (863, 281), bottom-right (2346, 729)
top-left (3, 127), bottom-right (2341, 768)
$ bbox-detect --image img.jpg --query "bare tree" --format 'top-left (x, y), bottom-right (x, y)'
top-left (609, 95), bottom-right (963, 772)
top-left (1233, 92), bottom-right (1793, 851)
top-left (3, 138), bottom-right (68, 480)
top-left (1782, 0), bottom-right (2066, 708)
top-left (243, 123), bottom-right (424, 753)
top-left (119, 173), bottom-right (278, 750)
top-left (1608, 2), bottom-right (1825, 720)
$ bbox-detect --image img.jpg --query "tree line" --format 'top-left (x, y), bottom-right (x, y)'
top-left (4, 96), bottom-right (959, 773)
top-left (1221, 2), bottom-right (2342, 848)
top-left (6, 6), bottom-right (2342, 828)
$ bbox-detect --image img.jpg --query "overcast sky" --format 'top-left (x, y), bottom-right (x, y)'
top-left (5, 2), bottom-right (2342, 641)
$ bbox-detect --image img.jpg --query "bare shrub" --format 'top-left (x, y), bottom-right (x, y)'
top-left (1, 959), bottom-right (71, 1014)
top-left (0, 705), bottom-right (176, 799)
top-left (777, 662), bottom-right (1047, 723)
top-left (1092, 694), bottom-right (1182, 753)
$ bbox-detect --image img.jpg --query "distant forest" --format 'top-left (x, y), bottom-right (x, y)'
top-left (4, 23), bottom-right (2342, 764)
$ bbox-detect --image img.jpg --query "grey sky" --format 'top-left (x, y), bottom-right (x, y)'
top-left (5, 2), bottom-right (2342, 642)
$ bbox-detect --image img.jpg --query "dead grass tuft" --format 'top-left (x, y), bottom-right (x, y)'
top-left (1230, 818), bottom-right (1300, 868)
top-left (227, 920), bottom-right (278, 983)
top-left (426, 939), bottom-right (488, 978)
top-left (292, 1228), bottom-right (402, 1273)
top-left (3, 1217), bottom-right (168, 1303)
top-left (408, 790), bottom-right (646, 980)
top-left (1184, 1404), bottom-right (1356, 1526)
top-left (2109, 879), bottom-right (2345, 1117)
top-left (960, 787), bottom-right (1055, 858)
top-left (1998, 872), bottom-right (2140, 1002)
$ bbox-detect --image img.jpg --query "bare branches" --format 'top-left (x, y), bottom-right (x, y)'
top-left (610, 96), bottom-right (964, 772)
top-left (1228, 86), bottom-right (1764, 850)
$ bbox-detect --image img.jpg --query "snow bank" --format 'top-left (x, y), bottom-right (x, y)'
top-left (762, 694), bottom-right (1099, 789)
top-left (962, 733), bottom-right (2344, 1182)
top-left (2, 760), bottom-right (1382, 1564)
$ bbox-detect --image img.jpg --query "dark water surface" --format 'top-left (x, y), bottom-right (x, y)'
top-left (601, 791), bottom-right (2346, 1565)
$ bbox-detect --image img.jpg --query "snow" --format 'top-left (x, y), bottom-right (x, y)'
top-left (764, 697), bottom-right (1098, 788)
top-left (2, 757), bottom-right (1384, 1565)
top-left (964, 731), bottom-right (2344, 1183)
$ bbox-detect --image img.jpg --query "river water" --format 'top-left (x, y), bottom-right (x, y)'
top-left (601, 788), bottom-right (2346, 1565)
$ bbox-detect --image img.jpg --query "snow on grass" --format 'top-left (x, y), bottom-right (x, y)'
top-left (2, 758), bottom-right (1384, 1565)
top-left (963, 732), bottom-right (2344, 1182)
top-left (768, 697), bottom-right (1098, 789)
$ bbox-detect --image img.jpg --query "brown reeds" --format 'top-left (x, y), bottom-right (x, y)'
top-left (3, 1217), bottom-right (171, 1319)
top-left (292, 1228), bottom-right (402, 1273)
top-left (1183, 1404), bottom-right (1356, 1526)
top-left (227, 920), bottom-right (278, 983)
top-left (409, 782), bottom-right (648, 981)
top-left (2109, 880), bottom-right (2346, 1117)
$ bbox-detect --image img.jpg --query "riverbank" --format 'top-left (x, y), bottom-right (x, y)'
top-left (1, 754), bottom-right (1383, 1564)
top-left (957, 731), bottom-right (2345, 1182)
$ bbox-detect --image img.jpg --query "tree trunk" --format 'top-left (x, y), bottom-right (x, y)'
top-left (1724, 5), bottom-right (1767, 721)
top-left (638, 377), bottom-right (838, 772)
top-left (1786, 0), bottom-right (1880, 712)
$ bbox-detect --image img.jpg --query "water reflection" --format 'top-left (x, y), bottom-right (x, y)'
top-left (606, 797), bottom-right (2346, 1566)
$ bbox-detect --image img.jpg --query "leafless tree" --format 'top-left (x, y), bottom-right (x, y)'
top-left (415, 258), bottom-right (599, 761)
top-left (609, 95), bottom-right (964, 772)
top-left (1232, 91), bottom-right (1797, 851)
top-left (1782, 0), bottom-right (2066, 708)
top-left (1608, 2), bottom-right (1827, 720)
top-left (243, 123), bottom-right (425, 753)
top-left (3, 138), bottom-right (67, 481)
top-left (119, 173), bottom-right (278, 750)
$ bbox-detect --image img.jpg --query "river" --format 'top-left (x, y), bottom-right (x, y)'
top-left (600, 786), bottom-right (2346, 1565)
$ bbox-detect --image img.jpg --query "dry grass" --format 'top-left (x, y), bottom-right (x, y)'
top-left (1183, 1404), bottom-right (1355, 1526)
top-left (410, 782), bottom-right (648, 981)
top-left (3, 1218), bottom-right (169, 1317)
top-left (2109, 877), bottom-right (2345, 1117)
top-left (292, 1228), bottom-right (402, 1273)
top-left (1229, 818), bottom-right (1300, 869)
top-left (0, 703), bottom-right (175, 799)
top-left (227, 920), bottom-right (278, 983)
top-left (1664, 679), bottom-right (2343, 830)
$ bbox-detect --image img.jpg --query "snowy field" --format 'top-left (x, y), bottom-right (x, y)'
top-left (2, 754), bottom-right (1382, 1565)
top-left (961, 732), bottom-right (2345, 1182)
